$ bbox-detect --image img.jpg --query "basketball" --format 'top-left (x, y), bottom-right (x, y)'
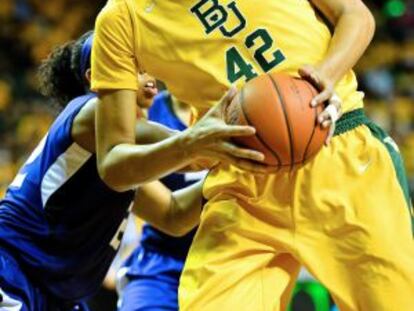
top-left (225, 73), bottom-right (329, 167)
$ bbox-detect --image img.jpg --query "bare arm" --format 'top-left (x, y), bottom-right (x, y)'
top-left (132, 180), bottom-right (204, 237)
top-left (72, 96), bottom-right (175, 151)
top-left (299, 0), bottom-right (375, 141)
top-left (92, 2), bottom-right (269, 192)
top-left (92, 6), bottom-right (204, 192)
top-left (135, 119), bottom-right (176, 145)
top-left (311, 0), bottom-right (375, 84)
top-left (71, 97), bottom-right (228, 181)
top-left (96, 89), bottom-right (267, 192)
top-left (96, 90), bottom-right (193, 191)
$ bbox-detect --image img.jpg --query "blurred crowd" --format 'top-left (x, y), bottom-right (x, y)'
top-left (0, 1), bottom-right (413, 196)
top-left (0, 0), bottom-right (106, 195)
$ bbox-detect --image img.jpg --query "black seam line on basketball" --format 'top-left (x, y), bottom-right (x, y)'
top-left (267, 74), bottom-right (295, 168)
top-left (239, 86), bottom-right (282, 166)
top-left (301, 82), bottom-right (318, 164)
top-left (279, 162), bottom-right (304, 167)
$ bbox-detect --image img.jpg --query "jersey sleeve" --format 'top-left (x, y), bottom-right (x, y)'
top-left (91, 1), bottom-right (138, 91)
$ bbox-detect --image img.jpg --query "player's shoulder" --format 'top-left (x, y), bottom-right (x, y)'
top-left (95, 0), bottom-right (134, 45)
top-left (49, 94), bottom-right (96, 139)
top-left (70, 96), bottom-right (98, 152)
top-left (57, 94), bottom-right (96, 121)
top-left (96, 0), bottom-right (130, 24)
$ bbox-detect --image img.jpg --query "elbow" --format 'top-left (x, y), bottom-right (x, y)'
top-left (161, 221), bottom-right (193, 237)
top-left (161, 213), bottom-right (196, 237)
top-left (347, 2), bottom-right (376, 41)
top-left (170, 226), bottom-right (193, 237)
top-left (98, 160), bottom-right (135, 193)
top-left (364, 6), bottom-right (376, 42)
top-left (98, 164), bottom-right (126, 192)
top-left (164, 228), bottom-right (192, 238)
top-left (97, 146), bottom-right (153, 192)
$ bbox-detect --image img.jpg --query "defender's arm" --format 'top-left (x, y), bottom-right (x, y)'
top-left (135, 119), bottom-right (176, 145)
top-left (132, 180), bottom-right (204, 237)
top-left (92, 2), bottom-right (266, 192)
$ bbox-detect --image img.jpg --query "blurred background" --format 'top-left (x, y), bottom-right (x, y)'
top-left (0, 0), bottom-right (413, 310)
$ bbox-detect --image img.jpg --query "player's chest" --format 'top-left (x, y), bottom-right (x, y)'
top-left (138, 3), bottom-right (304, 67)
top-left (134, 0), bottom-right (327, 107)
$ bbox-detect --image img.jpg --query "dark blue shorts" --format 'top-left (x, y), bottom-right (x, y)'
top-left (0, 248), bottom-right (88, 311)
top-left (117, 247), bottom-right (185, 311)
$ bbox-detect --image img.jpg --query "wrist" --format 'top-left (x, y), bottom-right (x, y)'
top-left (176, 129), bottom-right (198, 159)
top-left (314, 64), bottom-right (335, 85)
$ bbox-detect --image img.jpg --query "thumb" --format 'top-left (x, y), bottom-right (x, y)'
top-left (221, 85), bottom-right (238, 106)
top-left (213, 85), bottom-right (238, 116)
top-left (298, 65), bottom-right (315, 79)
top-left (299, 65), bottom-right (322, 90)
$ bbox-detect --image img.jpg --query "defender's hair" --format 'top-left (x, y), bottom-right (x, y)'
top-left (37, 31), bottom-right (93, 108)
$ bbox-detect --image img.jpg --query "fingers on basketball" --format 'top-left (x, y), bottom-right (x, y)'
top-left (224, 73), bottom-right (329, 168)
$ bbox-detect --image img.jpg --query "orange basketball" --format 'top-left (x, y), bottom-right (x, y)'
top-left (225, 73), bottom-right (329, 167)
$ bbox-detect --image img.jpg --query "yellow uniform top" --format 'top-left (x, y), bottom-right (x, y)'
top-left (92, 0), bottom-right (364, 117)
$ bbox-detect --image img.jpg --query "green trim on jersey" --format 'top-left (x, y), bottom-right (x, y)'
top-left (365, 121), bottom-right (414, 234)
top-left (334, 108), bottom-right (367, 136)
top-left (333, 108), bottom-right (413, 234)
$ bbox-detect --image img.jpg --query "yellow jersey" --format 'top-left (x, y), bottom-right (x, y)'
top-left (92, 0), bottom-right (364, 117)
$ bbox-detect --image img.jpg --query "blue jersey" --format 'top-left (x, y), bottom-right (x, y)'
top-left (0, 93), bottom-right (134, 301)
top-left (139, 91), bottom-right (205, 259)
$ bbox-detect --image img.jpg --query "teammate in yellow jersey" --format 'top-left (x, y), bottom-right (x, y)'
top-left (91, 0), bottom-right (414, 310)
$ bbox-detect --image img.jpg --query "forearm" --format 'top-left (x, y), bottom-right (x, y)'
top-left (315, 1), bottom-right (375, 84)
top-left (100, 132), bottom-right (194, 192)
top-left (135, 120), bottom-right (215, 174)
top-left (135, 119), bottom-right (176, 144)
top-left (132, 180), bottom-right (203, 236)
top-left (96, 88), bottom-right (265, 191)
top-left (96, 90), bottom-right (196, 192)
top-left (164, 180), bottom-right (204, 236)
